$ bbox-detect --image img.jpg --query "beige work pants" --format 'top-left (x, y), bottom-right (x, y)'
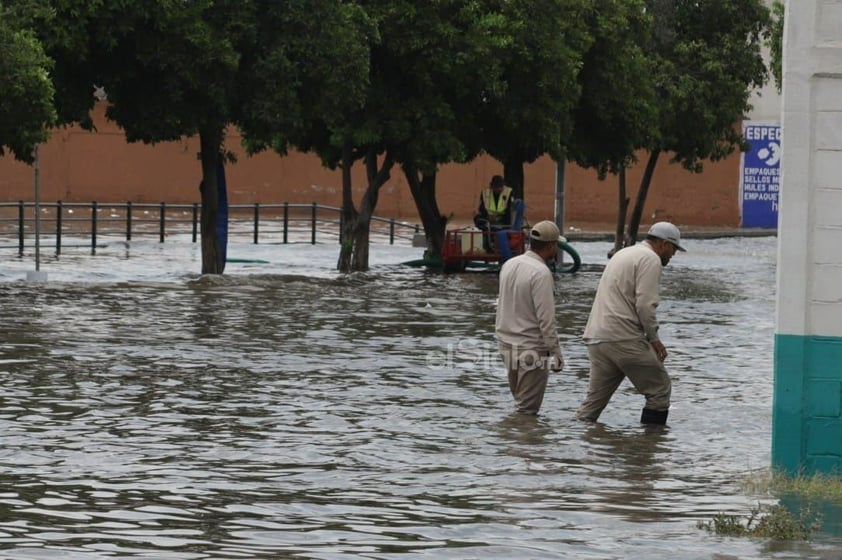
top-left (576, 339), bottom-right (671, 421)
top-left (499, 343), bottom-right (550, 415)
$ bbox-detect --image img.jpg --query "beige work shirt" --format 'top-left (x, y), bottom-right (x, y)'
top-left (495, 251), bottom-right (561, 355)
top-left (583, 241), bottom-right (662, 343)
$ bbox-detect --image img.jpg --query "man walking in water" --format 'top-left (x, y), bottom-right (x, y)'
top-left (576, 222), bottom-right (685, 425)
top-left (496, 220), bottom-right (564, 414)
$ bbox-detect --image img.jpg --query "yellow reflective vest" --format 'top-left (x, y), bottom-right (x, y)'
top-left (481, 186), bottom-right (512, 224)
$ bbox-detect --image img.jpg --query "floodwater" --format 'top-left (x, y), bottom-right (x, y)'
top-left (0, 234), bottom-right (840, 559)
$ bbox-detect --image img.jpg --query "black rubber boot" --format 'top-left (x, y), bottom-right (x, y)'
top-left (640, 408), bottom-right (668, 425)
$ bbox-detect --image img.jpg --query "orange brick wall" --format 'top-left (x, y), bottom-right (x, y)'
top-left (0, 103), bottom-right (742, 227)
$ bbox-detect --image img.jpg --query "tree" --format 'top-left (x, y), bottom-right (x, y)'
top-left (40, 0), bottom-right (369, 274)
top-left (391, 1), bottom-right (509, 262)
top-left (40, 0), bottom-right (252, 273)
top-left (320, 0), bottom-right (589, 270)
top-left (288, 0), bottom-right (505, 272)
top-left (400, 0), bottom-right (626, 263)
top-left (769, 0), bottom-right (784, 93)
top-left (478, 0), bottom-right (592, 200)
top-left (247, 1), bottom-right (373, 273)
top-left (389, 0), bottom-right (596, 263)
top-left (0, 1), bottom-right (56, 163)
top-left (566, 0), bottom-right (657, 256)
top-left (620, 0), bottom-right (771, 248)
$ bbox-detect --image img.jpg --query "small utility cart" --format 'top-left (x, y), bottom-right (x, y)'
top-left (439, 225), bottom-right (580, 273)
top-left (404, 200), bottom-right (581, 273)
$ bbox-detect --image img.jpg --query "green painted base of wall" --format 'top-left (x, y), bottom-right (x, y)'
top-left (773, 334), bottom-right (842, 474)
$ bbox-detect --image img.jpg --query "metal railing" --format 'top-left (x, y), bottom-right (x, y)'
top-left (0, 201), bottom-right (421, 256)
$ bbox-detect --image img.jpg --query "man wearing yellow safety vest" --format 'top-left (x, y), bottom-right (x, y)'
top-left (474, 175), bottom-right (513, 230)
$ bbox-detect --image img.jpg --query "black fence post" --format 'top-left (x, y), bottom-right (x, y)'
top-left (56, 201), bottom-right (63, 256)
top-left (192, 203), bottom-right (199, 243)
top-left (253, 203), bottom-right (259, 244)
top-left (0, 199), bottom-right (419, 256)
top-left (18, 201), bottom-right (24, 257)
top-left (126, 201), bottom-right (132, 241)
top-left (91, 201), bottom-right (98, 255)
top-left (159, 202), bottom-right (166, 243)
top-left (311, 202), bottom-right (317, 245)
top-left (283, 203), bottom-right (289, 244)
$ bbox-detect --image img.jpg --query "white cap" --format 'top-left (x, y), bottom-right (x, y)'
top-left (647, 222), bottom-right (686, 251)
top-left (530, 220), bottom-right (563, 242)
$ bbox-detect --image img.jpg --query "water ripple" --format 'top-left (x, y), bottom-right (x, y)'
top-left (0, 238), bottom-right (838, 558)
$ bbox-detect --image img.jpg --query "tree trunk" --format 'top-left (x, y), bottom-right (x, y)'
top-left (503, 157), bottom-right (525, 201)
top-left (626, 149), bottom-right (660, 247)
top-left (403, 162), bottom-right (447, 260)
top-left (338, 208), bottom-right (371, 272)
top-left (348, 221), bottom-right (371, 271)
top-left (337, 143), bottom-right (356, 272)
top-left (198, 130), bottom-right (224, 274)
top-left (337, 146), bottom-right (393, 272)
top-left (609, 167), bottom-right (629, 259)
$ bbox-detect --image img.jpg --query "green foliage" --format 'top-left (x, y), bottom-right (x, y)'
top-left (769, 0), bottom-right (784, 93)
top-left (88, 0), bottom-right (251, 143)
top-left (745, 468), bottom-right (842, 503)
top-left (238, 0), bottom-right (373, 156)
top-left (34, 0), bottom-right (372, 273)
top-left (479, 0), bottom-right (593, 167)
top-left (647, 0), bottom-right (772, 170)
top-left (289, 0), bottom-right (518, 174)
top-left (39, 0), bottom-right (370, 151)
top-left (370, 0), bottom-right (510, 169)
top-left (699, 469), bottom-right (842, 541)
top-left (0, 2), bottom-right (57, 163)
top-left (698, 503), bottom-right (820, 540)
top-left (567, 0), bottom-right (657, 177)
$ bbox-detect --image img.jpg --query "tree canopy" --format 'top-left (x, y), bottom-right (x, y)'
top-left (0, 1), bottom-right (56, 163)
top-left (282, 0), bottom-right (602, 270)
top-left (618, 0), bottom-right (772, 247)
top-left (478, 0), bottom-right (592, 199)
top-left (648, 0), bottom-right (770, 170)
top-left (39, 0), bottom-right (371, 274)
top-left (567, 0), bottom-right (656, 177)
top-left (10, 0), bottom-right (777, 271)
top-left (769, 0), bottom-right (784, 93)
top-left (278, 0), bottom-right (513, 271)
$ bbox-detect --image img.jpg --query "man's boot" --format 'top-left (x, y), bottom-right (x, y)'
top-left (640, 408), bottom-right (668, 425)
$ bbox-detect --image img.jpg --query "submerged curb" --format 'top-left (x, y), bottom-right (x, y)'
top-left (563, 228), bottom-right (777, 242)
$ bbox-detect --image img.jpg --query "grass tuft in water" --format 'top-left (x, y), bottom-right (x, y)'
top-left (698, 503), bottom-right (821, 540)
top-left (742, 468), bottom-right (842, 502)
top-left (699, 468), bottom-right (842, 540)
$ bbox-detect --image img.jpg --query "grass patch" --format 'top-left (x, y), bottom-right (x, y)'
top-left (698, 468), bottom-right (842, 540)
top-left (742, 469), bottom-right (842, 502)
top-left (698, 503), bottom-right (821, 540)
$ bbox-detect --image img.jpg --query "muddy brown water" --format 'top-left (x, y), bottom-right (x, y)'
top-left (0, 235), bottom-right (839, 558)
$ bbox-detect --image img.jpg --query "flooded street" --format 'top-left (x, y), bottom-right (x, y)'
top-left (0, 235), bottom-right (840, 558)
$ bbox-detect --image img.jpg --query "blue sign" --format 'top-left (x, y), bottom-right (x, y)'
top-left (741, 122), bottom-right (781, 228)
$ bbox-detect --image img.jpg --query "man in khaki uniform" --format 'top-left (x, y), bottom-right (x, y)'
top-left (496, 221), bottom-right (564, 414)
top-left (576, 222), bottom-right (685, 425)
